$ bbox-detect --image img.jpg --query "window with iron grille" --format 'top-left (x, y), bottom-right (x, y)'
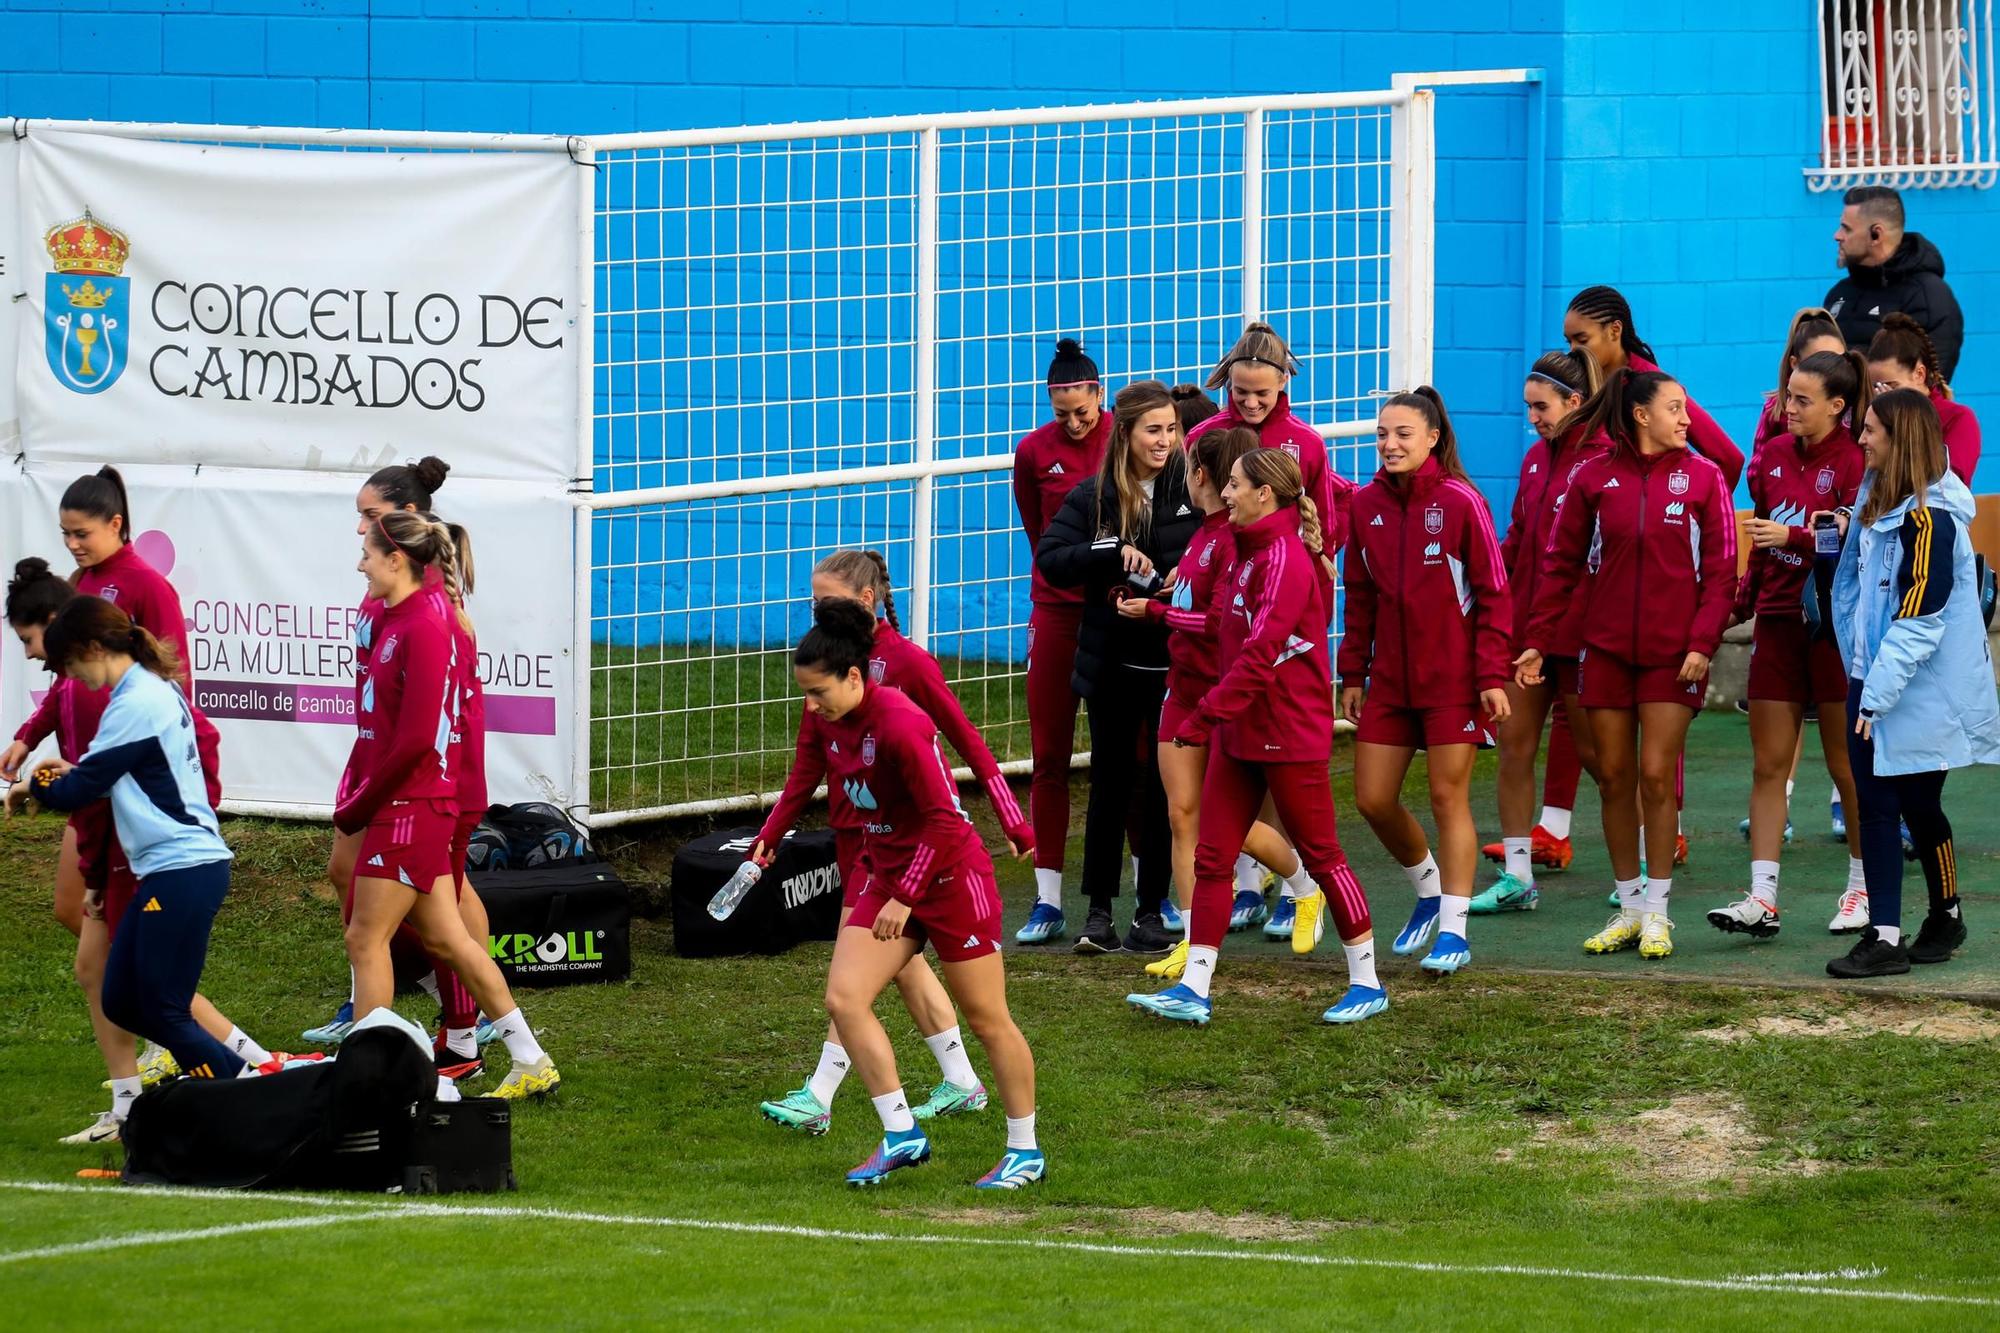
top-left (1813, 0), bottom-right (1998, 189)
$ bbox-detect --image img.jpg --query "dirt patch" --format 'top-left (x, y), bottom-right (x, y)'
top-left (1693, 997), bottom-right (2000, 1044)
top-left (911, 1205), bottom-right (1353, 1243)
top-left (1499, 1095), bottom-right (1828, 1185)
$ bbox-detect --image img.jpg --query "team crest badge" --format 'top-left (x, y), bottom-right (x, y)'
top-left (1280, 441), bottom-right (1300, 460)
top-left (43, 210), bottom-right (131, 395)
top-left (1424, 505), bottom-right (1444, 534)
top-left (1816, 467), bottom-right (1835, 495)
top-left (1667, 471), bottom-right (1690, 496)
top-left (869, 658), bottom-right (886, 683)
top-left (1199, 543), bottom-right (1213, 568)
top-left (1238, 565), bottom-right (1253, 587)
top-left (861, 736), bottom-right (876, 766)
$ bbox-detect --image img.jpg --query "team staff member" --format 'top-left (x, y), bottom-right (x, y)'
top-left (753, 549), bottom-right (1030, 1134)
top-left (791, 601), bottom-right (1043, 1190)
top-left (1011, 340), bottom-right (1114, 942)
top-left (1341, 389), bottom-right (1512, 975)
top-left (1709, 352), bottom-right (1868, 943)
top-left (336, 511), bottom-right (559, 1101)
top-left (1868, 313), bottom-right (1980, 484)
top-left (1827, 390), bottom-right (1999, 976)
top-left (1035, 380), bottom-right (1200, 956)
top-left (1478, 351), bottom-right (1607, 911)
top-left (1127, 449), bottom-right (1380, 1027)
top-left (1520, 370), bottom-right (1738, 961)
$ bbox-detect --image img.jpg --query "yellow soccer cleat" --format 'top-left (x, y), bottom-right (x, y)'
top-left (492, 1055), bottom-right (561, 1100)
top-left (104, 1045), bottom-right (180, 1091)
top-left (1638, 912), bottom-right (1675, 959)
top-left (1291, 888), bottom-right (1326, 955)
top-left (1583, 911), bottom-right (1644, 955)
top-left (1145, 938), bottom-right (1189, 981)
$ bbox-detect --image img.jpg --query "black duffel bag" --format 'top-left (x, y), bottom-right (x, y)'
top-left (671, 826), bottom-right (842, 958)
top-left (472, 861), bottom-right (633, 986)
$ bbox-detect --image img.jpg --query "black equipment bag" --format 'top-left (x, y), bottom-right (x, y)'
top-left (402, 1097), bottom-right (516, 1195)
top-left (120, 1025), bottom-right (433, 1191)
top-left (671, 826), bottom-right (843, 958)
top-left (476, 801), bottom-right (599, 871)
top-left (471, 861), bottom-right (633, 986)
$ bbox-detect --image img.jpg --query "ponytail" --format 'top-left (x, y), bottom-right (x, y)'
top-left (813, 548), bottom-right (901, 633)
top-left (368, 456), bottom-right (451, 512)
top-left (59, 466), bottom-right (133, 544)
top-left (1868, 311), bottom-right (1951, 399)
top-left (1568, 367), bottom-right (1678, 455)
top-left (1528, 349), bottom-right (1596, 401)
top-left (1567, 285), bottom-right (1656, 364)
top-left (1296, 495), bottom-right (1325, 557)
top-left (1189, 425), bottom-right (1260, 495)
top-left (1794, 349), bottom-right (1870, 434)
top-left (372, 510), bottom-right (470, 634)
top-left (794, 597), bottom-right (877, 679)
top-left (1380, 385), bottom-right (1468, 483)
top-left (1775, 306), bottom-right (1843, 402)
top-left (41, 595), bottom-right (183, 683)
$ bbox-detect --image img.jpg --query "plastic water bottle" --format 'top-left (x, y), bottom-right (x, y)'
top-left (707, 861), bottom-right (762, 921)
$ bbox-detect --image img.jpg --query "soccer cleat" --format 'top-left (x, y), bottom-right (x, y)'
top-left (1901, 820), bottom-right (1917, 861)
top-left (1014, 901), bottom-right (1066, 945)
top-left (1737, 816), bottom-right (1794, 843)
top-left (1126, 983), bottom-right (1212, 1026)
top-left (1146, 938), bottom-right (1189, 981)
top-left (1707, 894), bottom-right (1781, 940)
top-left (1263, 895), bottom-right (1296, 940)
top-left (1638, 912), bottom-right (1675, 959)
top-left (59, 1112), bottom-right (121, 1146)
top-left (101, 1045), bottom-right (181, 1091)
top-left (1421, 931), bottom-right (1471, 975)
top-left (1607, 887), bottom-right (1622, 908)
top-left (1228, 889), bottom-right (1270, 931)
top-left (1481, 824), bottom-right (1571, 871)
top-left (492, 1055), bottom-right (561, 1100)
top-left (973, 1148), bottom-right (1047, 1190)
top-left (302, 1002), bottom-right (356, 1046)
top-left (252, 1052), bottom-right (329, 1077)
top-left (1392, 896), bottom-right (1440, 955)
top-left (1908, 912), bottom-right (1967, 965)
top-left (433, 1036), bottom-right (484, 1081)
top-left (1072, 904), bottom-right (1120, 955)
top-left (1321, 984), bottom-right (1390, 1025)
top-left (1291, 889), bottom-right (1326, 955)
top-left (1160, 900), bottom-right (1185, 935)
top-left (1123, 912), bottom-right (1177, 956)
top-left (474, 1016), bottom-right (500, 1048)
top-left (1830, 798), bottom-right (1846, 840)
top-left (759, 1086), bottom-right (832, 1135)
top-left (1675, 834), bottom-right (1690, 867)
top-left (1827, 929), bottom-right (1910, 979)
top-left (845, 1127), bottom-right (931, 1186)
top-left (1828, 887), bottom-right (1870, 934)
top-left (1469, 872), bottom-right (1538, 915)
top-left (1583, 912), bottom-right (1644, 955)
top-left (912, 1079), bottom-right (988, 1121)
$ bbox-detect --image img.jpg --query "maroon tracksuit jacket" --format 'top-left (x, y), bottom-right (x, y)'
top-left (1734, 422), bottom-right (1866, 622)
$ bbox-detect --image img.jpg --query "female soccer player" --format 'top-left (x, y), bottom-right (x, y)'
top-left (1826, 389), bottom-right (2000, 977)
top-left (1708, 351), bottom-right (1868, 943)
top-left (1520, 370), bottom-right (1738, 960)
top-left (1476, 351), bottom-right (1606, 913)
top-left (751, 548), bottom-right (1030, 1135)
top-left (1867, 313), bottom-right (1980, 484)
top-left (336, 511), bottom-right (558, 1100)
top-left (1010, 340), bottom-right (1113, 943)
top-left (794, 600), bottom-right (1042, 1189)
top-left (1117, 425), bottom-right (1324, 983)
top-left (1127, 449), bottom-right (1379, 1026)
top-left (1752, 309), bottom-right (1847, 457)
top-left (1034, 380), bottom-right (1200, 956)
top-left (435, 514), bottom-right (494, 1081)
top-left (1170, 383), bottom-right (1219, 438)
top-left (1341, 389), bottom-right (1512, 975)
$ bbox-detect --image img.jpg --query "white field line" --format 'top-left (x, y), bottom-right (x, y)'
top-left (0, 1208), bottom-right (410, 1265)
top-left (1733, 1267), bottom-right (1889, 1284)
top-left (1, 1181), bottom-right (1994, 1310)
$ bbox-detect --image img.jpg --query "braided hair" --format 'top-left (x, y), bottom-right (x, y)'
top-left (813, 549), bottom-right (900, 633)
top-left (1566, 285), bottom-right (1656, 366)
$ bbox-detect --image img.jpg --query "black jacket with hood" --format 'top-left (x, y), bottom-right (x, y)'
top-left (1825, 231), bottom-right (1964, 380)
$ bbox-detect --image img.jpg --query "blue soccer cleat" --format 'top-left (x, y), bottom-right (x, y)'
top-left (1126, 983), bottom-right (1212, 1026)
top-left (1014, 901), bottom-right (1066, 945)
top-left (845, 1126), bottom-right (932, 1186)
top-left (1392, 897), bottom-right (1440, 955)
top-left (1322, 984), bottom-right (1391, 1025)
top-left (1421, 931), bottom-right (1471, 975)
top-left (974, 1148), bottom-right (1047, 1190)
top-left (1263, 895), bottom-right (1296, 940)
top-left (1160, 901), bottom-right (1185, 935)
top-left (1830, 797), bottom-right (1846, 840)
top-left (474, 1016), bottom-right (500, 1048)
top-left (302, 1001), bottom-right (354, 1046)
top-left (1228, 889), bottom-right (1270, 931)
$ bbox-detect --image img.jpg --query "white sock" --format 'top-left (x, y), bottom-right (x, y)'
top-left (347, 965), bottom-right (356, 1005)
top-left (1343, 938), bottom-right (1380, 990)
top-left (225, 1026), bottom-right (272, 1066)
top-left (488, 1008), bottom-right (547, 1067)
top-left (1281, 860), bottom-right (1315, 899)
top-left (1006, 1113), bottom-right (1038, 1150)
top-left (925, 1027), bottom-right (978, 1089)
top-left (1877, 923), bottom-right (1902, 946)
top-left (1033, 868), bottom-right (1063, 908)
top-left (1182, 945), bottom-right (1219, 998)
top-left (1830, 787), bottom-right (1839, 809)
top-left (808, 1041), bottom-right (850, 1106)
top-left (1537, 806), bottom-right (1572, 840)
top-left (872, 1088), bottom-right (916, 1133)
top-left (1643, 877), bottom-right (1671, 916)
top-left (1403, 853), bottom-right (1441, 899)
top-left (1750, 859), bottom-right (1780, 906)
top-left (1615, 875), bottom-right (1644, 916)
top-left (1131, 855), bottom-right (1142, 890)
top-left (1502, 837), bottom-right (1534, 884)
top-left (1234, 852), bottom-right (1261, 895)
top-left (418, 971), bottom-right (441, 1004)
top-left (1847, 857), bottom-right (1867, 892)
top-left (445, 1025), bottom-right (477, 1058)
top-left (1785, 778), bottom-right (1795, 811)
top-left (1676, 810), bottom-right (1683, 835)
top-left (110, 1075), bottom-right (142, 1123)
top-left (1439, 893), bottom-right (1470, 941)
top-left (436, 1074), bottom-right (462, 1102)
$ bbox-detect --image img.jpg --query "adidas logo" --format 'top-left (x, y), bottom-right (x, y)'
top-left (946, 1040), bottom-right (960, 1052)
top-left (141, 898), bottom-right (162, 913)
top-left (833, 1059), bottom-right (848, 1070)
top-left (1603, 478), bottom-right (1620, 489)
top-left (1869, 305), bottom-right (1880, 316)
top-left (1370, 515), bottom-right (1385, 526)
top-left (367, 854), bottom-right (385, 867)
top-left (1048, 463), bottom-right (1065, 474)
top-left (1528, 463), bottom-right (1539, 474)
top-left (1177, 503), bottom-right (1192, 515)
top-left (1464, 720), bottom-right (1477, 732)
top-left (964, 935), bottom-right (979, 948)
top-left (1420, 866), bottom-right (1436, 879)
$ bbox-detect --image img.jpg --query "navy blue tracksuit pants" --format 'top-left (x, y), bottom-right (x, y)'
top-left (102, 860), bottom-right (244, 1079)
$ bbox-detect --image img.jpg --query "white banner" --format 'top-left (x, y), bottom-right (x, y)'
top-left (0, 464), bottom-right (577, 815)
top-left (14, 130), bottom-right (579, 485)
top-left (0, 134), bottom-right (19, 452)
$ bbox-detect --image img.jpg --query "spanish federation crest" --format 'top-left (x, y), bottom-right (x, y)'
top-left (1424, 505), bottom-right (1444, 534)
top-left (1668, 470), bottom-right (1690, 496)
top-left (862, 735), bottom-right (876, 766)
top-left (869, 657), bottom-right (887, 684)
top-left (1816, 467), bottom-right (1836, 495)
top-left (43, 210), bottom-right (131, 395)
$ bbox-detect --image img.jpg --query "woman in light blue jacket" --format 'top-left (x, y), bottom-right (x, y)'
top-left (1825, 389), bottom-right (2000, 978)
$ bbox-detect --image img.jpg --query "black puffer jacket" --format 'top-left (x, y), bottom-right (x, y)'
top-left (1034, 457), bottom-right (1201, 698)
top-left (1825, 231), bottom-right (1964, 380)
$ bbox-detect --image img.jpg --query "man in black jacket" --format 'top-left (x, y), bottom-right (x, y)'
top-left (1824, 185), bottom-right (1964, 380)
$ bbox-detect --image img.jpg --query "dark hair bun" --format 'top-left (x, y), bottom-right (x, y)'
top-left (12, 556), bottom-right (50, 582)
top-left (1879, 311), bottom-right (1921, 333)
top-left (412, 456), bottom-right (451, 493)
top-left (1169, 383), bottom-right (1205, 400)
top-left (813, 596), bottom-right (876, 641)
top-left (1054, 337), bottom-right (1082, 355)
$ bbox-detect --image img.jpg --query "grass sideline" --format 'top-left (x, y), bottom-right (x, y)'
top-left (3, 720), bottom-right (2000, 1327)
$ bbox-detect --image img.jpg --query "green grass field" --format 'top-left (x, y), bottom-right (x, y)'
top-left (5, 714), bottom-right (2000, 1329)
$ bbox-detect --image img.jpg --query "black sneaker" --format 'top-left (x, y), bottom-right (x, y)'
top-left (1826, 928), bottom-right (1911, 979)
top-left (1072, 903), bottom-right (1121, 955)
top-left (1908, 912), bottom-right (1967, 965)
top-left (1122, 911), bottom-right (1176, 955)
